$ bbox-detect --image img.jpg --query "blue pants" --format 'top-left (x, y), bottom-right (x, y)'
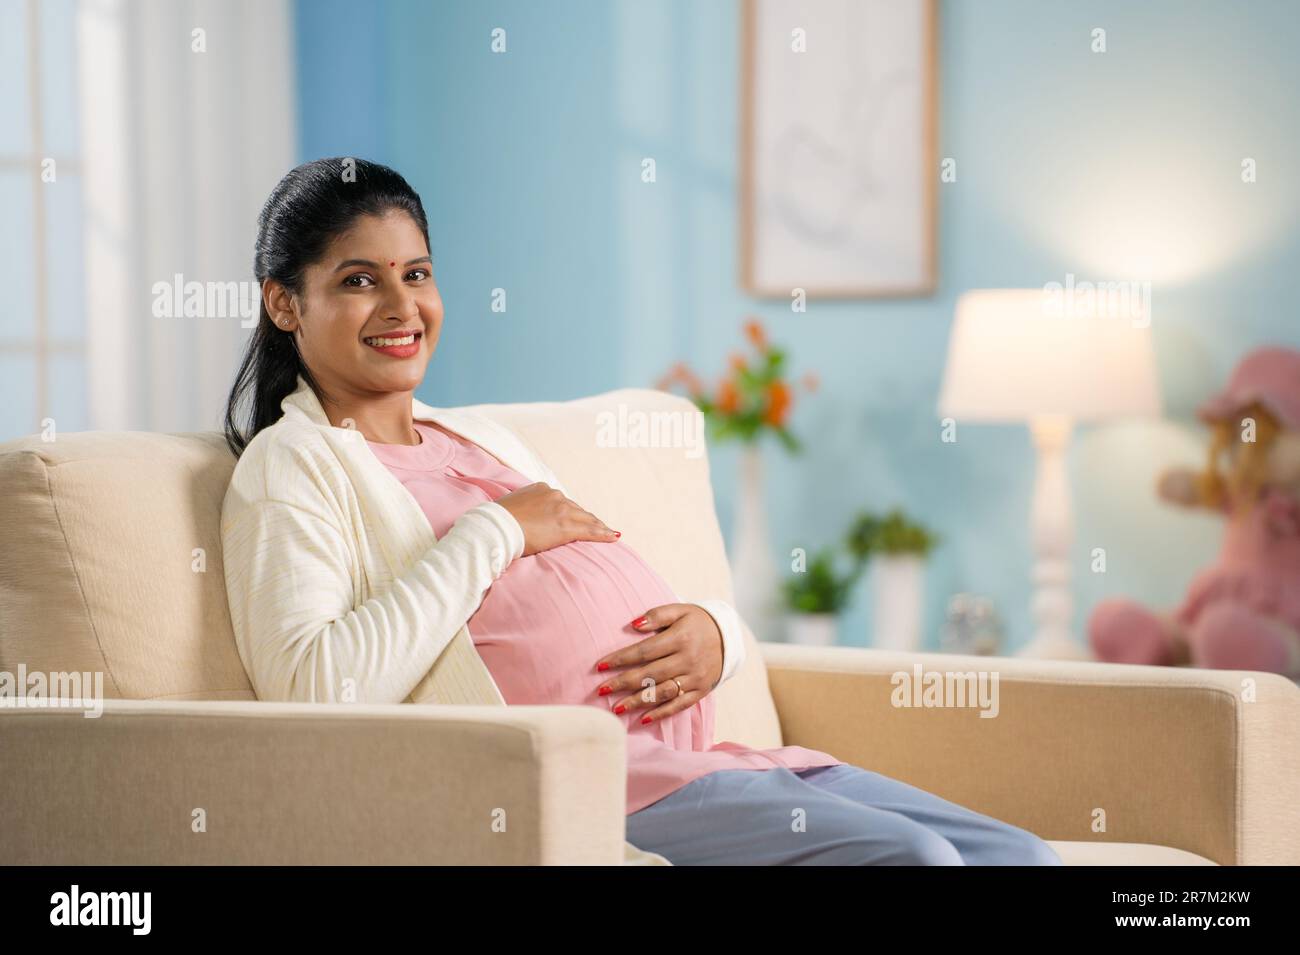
top-left (626, 764), bottom-right (1064, 865)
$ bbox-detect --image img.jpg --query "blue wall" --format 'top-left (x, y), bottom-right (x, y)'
top-left (294, 0), bottom-right (1300, 652)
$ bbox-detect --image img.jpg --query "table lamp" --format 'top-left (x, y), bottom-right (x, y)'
top-left (937, 288), bottom-right (1161, 659)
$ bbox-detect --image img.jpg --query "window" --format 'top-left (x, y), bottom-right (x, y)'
top-left (0, 0), bottom-right (85, 441)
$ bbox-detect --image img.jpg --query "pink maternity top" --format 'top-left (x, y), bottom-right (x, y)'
top-left (367, 420), bottom-right (844, 814)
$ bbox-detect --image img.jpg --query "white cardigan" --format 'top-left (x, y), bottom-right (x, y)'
top-left (220, 373), bottom-right (747, 709)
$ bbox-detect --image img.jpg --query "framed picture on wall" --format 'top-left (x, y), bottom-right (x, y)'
top-left (739, 0), bottom-right (938, 298)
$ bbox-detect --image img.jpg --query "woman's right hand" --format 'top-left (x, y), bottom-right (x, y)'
top-left (494, 482), bottom-right (620, 557)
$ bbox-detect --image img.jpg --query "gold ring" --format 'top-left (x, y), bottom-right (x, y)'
top-left (672, 677), bottom-right (684, 697)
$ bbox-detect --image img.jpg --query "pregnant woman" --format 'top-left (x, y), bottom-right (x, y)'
top-left (221, 158), bottom-right (1061, 866)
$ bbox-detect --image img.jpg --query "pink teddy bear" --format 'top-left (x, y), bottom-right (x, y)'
top-left (1089, 346), bottom-right (1300, 677)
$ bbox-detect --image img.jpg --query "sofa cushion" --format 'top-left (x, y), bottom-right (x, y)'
top-left (631, 841), bottom-right (1217, 866)
top-left (1048, 841), bottom-right (1217, 865)
top-left (0, 430), bottom-right (254, 701)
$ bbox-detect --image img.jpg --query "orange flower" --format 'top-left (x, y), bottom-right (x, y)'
top-left (653, 361), bottom-right (686, 391)
top-left (744, 318), bottom-right (767, 351)
top-left (764, 380), bottom-right (791, 425)
top-left (729, 351), bottom-right (747, 373)
top-left (717, 378), bottom-right (741, 414)
top-left (656, 360), bottom-right (706, 396)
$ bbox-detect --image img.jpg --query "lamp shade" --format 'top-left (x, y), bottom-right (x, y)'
top-left (938, 288), bottom-right (1162, 422)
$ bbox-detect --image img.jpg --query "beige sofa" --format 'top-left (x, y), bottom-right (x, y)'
top-left (2, 387), bottom-right (1298, 865)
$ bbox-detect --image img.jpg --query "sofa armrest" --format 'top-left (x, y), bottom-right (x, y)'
top-left (759, 644), bottom-right (1300, 865)
top-left (0, 699), bottom-right (628, 865)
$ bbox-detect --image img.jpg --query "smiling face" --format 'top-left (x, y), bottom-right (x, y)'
top-left (265, 209), bottom-right (443, 405)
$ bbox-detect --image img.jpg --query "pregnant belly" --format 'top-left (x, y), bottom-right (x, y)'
top-left (465, 537), bottom-right (681, 708)
top-left (463, 529), bottom-right (843, 796)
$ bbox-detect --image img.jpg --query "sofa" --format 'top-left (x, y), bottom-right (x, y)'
top-left (2, 386), bottom-right (1298, 865)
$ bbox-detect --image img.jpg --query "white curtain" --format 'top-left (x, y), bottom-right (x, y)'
top-left (77, 0), bottom-right (296, 433)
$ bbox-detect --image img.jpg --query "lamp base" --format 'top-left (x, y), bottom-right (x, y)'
top-left (1022, 415), bottom-right (1089, 664)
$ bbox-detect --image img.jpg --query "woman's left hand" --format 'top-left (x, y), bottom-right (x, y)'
top-left (594, 603), bottom-right (723, 724)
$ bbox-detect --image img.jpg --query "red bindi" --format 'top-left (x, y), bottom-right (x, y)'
top-left (389, 261), bottom-right (396, 267)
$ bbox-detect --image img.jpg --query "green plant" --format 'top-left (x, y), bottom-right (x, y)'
top-left (846, 508), bottom-right (939, 566)
top-left (781, 547), bottom-right (859, 614)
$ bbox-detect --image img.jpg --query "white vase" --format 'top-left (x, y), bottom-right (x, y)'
top-left (871, 555), bottom-right (925, 651)
top-left (729, 442), bottom-right (779, 642)
top-left (786, 612), bottom-right (838, 647)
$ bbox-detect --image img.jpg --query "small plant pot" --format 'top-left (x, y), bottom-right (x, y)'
top-left (786, 611), bottom-right (838, 646)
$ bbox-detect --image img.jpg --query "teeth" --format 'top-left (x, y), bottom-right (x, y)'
top-left (364, 334), bottom-right (416, 347)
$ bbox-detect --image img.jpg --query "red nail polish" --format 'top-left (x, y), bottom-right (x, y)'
top-left (613, 704), bottom-right (626, 714)
top-left (598, 686), bottom-right (611, 696)
top-left (641, 715), bottom-right (653, 724)
top-left (597, 662), bottom-right (610, 671)
top-left (614, 531), bottom-right (621, 538)
top-left (631, 616), bottom-right (648, 628)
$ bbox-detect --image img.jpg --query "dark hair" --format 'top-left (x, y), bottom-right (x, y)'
top-left (222, 157), bottom-right (430, 457)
